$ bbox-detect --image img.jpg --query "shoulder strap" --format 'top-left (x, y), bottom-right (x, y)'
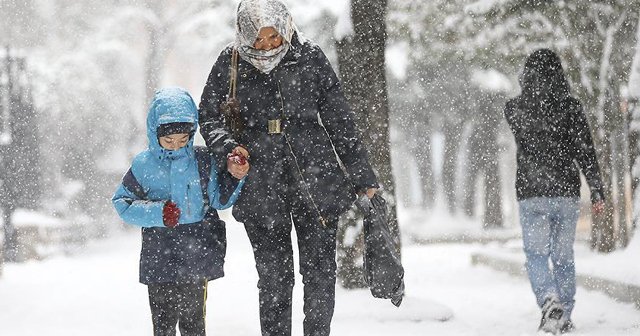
top-left (194, 146), bottom-right (212, 210)
top-left (122, 168), bottom-right (147, 200)
top-left (228, 48), bottom-right (238, 99)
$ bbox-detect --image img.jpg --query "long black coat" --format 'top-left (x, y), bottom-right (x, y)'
top-left (199, 37), bottom-right (378, 223)
top-left (504, 96), bottom-right (604, 203)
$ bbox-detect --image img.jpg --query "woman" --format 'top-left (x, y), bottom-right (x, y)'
top-left (198, 1), bottom-right (378, 335)
top-left (504, 49), bottom-right (605, 334)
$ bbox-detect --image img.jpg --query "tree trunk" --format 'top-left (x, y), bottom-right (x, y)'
top-left (336, 0), bottom-right (400, 287)
top-left (629, 16), bottom-right (640, 238)
top-left (483, 153), bottom-right (503, 229)
top-left (626, 96), bottom-right (640, 239)
top-left (443, 120), bottom-right (462, 214)
top-left (591, 96), bottom-right (617, 252)
top-left (614, 122), bottom-right (630, 247)
top-left (128, 0), bottom-right (170, 160)
top-left (413, 121), bottom-right (436, 209)
top-left (629, 99), bottom-right (640, 237)
top-left (144, 26), bottom-right (163, 112)
top-left (0, 50), bottom-right (40, 261)
top-left (483, 94), bottom-right (504, 228)
top-left (463, 94), bottom-right (503, 228)
top-left (463, 138), bottom-right (479, 218)
top-left (590, 12), bottom-right (638, 251)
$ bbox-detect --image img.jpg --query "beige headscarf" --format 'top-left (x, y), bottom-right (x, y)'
top-left (235, 0), bottom-right (297, 74)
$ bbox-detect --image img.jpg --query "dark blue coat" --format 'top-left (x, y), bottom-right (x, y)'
top-left (199, 37), bottom-right (378, 224)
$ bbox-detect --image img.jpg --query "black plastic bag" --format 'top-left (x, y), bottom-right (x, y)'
top-left (356, 194), bottom-right (405, 307)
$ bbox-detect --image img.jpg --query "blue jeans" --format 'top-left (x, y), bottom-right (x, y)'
top-left (519, 197), bottom-right (580, 318)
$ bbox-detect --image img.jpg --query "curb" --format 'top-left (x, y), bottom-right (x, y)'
top-left (411, 234), bottom-right (521, 245)
top-left (471, 252), bottom-right (640, 310)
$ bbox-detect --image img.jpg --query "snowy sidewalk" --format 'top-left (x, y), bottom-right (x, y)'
top-left (403, 206), bottom-right (640, 310)
top-left (471, 239), bottom-right (640, 310)
top-left (0, 210), bottom-right (639, 335)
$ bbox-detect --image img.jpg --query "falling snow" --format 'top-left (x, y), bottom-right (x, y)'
top-left (1, 1), bottom-right (640, 335)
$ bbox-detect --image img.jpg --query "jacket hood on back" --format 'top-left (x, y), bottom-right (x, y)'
top-left (519, 49), bottom-right (571, 103)
top-left (146, 87), bottom-right (198, 156)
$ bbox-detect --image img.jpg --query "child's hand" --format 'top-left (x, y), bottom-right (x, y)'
top-left (227, 147), bottom-right (250, 179)
top-left (162, 201), bottom-right (180, 228)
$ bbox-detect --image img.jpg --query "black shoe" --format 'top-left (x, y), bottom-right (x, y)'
top-left (539, 296), bottom-right (564, 334)
top-left (560, 319), bottom-right (575, 334)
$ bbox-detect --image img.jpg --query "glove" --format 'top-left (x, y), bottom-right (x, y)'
top-left (162, 201), bottom-right (180, 228)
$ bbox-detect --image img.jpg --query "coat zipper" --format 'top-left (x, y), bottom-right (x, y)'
top-left (186, 184), bottom-right (192, 216)
top-left (276, 80), bottom-right (327, 227)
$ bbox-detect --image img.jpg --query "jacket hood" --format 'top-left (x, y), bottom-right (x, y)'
top-left (519, 49), bottom-right (571, 102)
top-left (146, 87), bottom-right (198, 156)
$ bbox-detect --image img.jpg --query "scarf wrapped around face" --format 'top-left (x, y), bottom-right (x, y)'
top-left (235, 0), bottom-right (297, 74)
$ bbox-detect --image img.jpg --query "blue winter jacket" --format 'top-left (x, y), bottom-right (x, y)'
top-left (112, 87), bottom-right (244, 284)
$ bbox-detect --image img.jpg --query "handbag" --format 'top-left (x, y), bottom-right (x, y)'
top-left (220, 48), bottom-right (244, 137)
top-left (356, 194), bottom-right (405, 307)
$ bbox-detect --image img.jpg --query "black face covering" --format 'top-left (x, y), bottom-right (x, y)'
top-left (156, 122), bottom-right (193, 138)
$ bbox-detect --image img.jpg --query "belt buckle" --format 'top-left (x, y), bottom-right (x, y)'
top-left (268, 119), bottom-right (282, 134)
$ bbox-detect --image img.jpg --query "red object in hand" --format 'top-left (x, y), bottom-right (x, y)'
top-left (227, 148), bottom-right (247, 165)
top-left (162, 201), bottom-right (180, 228)
top-left (592, 200), bottom-right (605, 216)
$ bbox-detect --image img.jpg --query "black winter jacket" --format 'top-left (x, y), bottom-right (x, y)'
top-left (504, 96), bottom-right (605, 203)
top-left (199, 37), bottom-right (378, 223)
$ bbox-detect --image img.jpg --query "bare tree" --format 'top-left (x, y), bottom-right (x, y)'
top-left (463, 91), bottom-right (504, 228)
top-left (101, 0), bottom-right (227, 156)
top-left (335, 0), bottom-right (400, 286)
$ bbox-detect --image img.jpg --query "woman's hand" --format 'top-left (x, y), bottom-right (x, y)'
top-left (365, 188), bottom-right (377, 199)
top-left (592, 200), bottom-right (605, 216)
top-left (227, 146), bottom-right (250, 179)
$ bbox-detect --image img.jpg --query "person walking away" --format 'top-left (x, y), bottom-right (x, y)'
top-left (504, 49), bottom-right (605, 334)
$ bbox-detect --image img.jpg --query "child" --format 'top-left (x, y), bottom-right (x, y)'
top-left (112, 87), bottom-right (246, 336)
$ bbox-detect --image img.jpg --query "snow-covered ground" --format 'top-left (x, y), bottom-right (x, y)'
top-left (402, 205), bottom-right (640, 287)
top-left (1, 209), bottom-right (639, 336)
